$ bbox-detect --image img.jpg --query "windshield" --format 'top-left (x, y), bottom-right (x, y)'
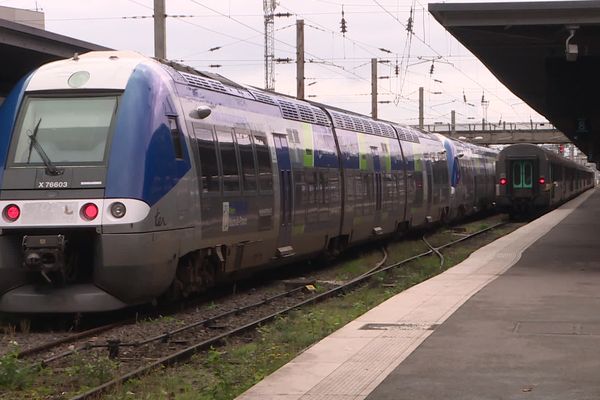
top-left (12, 96), bottom-right (118, 165)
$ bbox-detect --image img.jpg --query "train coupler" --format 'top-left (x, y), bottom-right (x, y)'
top-left (22, 235), bottom-right (66, 283)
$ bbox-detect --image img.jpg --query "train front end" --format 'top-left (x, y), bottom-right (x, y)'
top-left (0, 51), bottom-right (191, 313)
top-left (496, 144), bottom-right (548, 215)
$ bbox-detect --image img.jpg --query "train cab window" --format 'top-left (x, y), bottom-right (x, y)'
top-left (194, 127), bottom-right (220, 193)
top-left (512, 161), bottom-right (533, 189)
top-left (216, 130), bottom-right (240, 192)
top-left (235, 130), bottom-right (257, 192)
top-left (253, 134), bottom-right (273, 192)
top-left (523, 162), bottom-right (533, 188)
top-left (168, 116), bottom-right (184, 160)
top-left (512, 163), bottom-right (522, 188)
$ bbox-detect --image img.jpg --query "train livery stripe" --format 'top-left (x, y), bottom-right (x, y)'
top-left (105, 64), bottom-right (191, 206)
top-left (302, 123), bottom-right (314, 167)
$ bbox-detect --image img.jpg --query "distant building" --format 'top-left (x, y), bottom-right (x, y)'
top-left (0, 5), bottom-right (44, 30)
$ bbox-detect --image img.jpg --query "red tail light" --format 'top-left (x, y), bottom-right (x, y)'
top-left (499, 177), bottom-right (507, 186)
top-left (538, 177), bottom-right (546, 185)
top-left (81, 203), bottom-right (98, 221)
top-left (3, 204), bottom-right (20, 222)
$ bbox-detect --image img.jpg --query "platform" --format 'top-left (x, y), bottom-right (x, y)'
top-left (236, 188), bottom-right (599, 400)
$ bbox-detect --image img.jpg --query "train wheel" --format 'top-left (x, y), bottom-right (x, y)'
top-left (163, 251), bottom-right (219, 302)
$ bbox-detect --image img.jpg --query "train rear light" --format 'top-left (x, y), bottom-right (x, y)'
top-left (3, 204), bottom-right (20, 222)
top-left (110, 202), bottom-right (126, 218)
top-left (499, 177), bottom-right (508, 186)
top-left (81, 203), bottom-right (98, 221)
top-left (538, 177), bottom-right (546, 185)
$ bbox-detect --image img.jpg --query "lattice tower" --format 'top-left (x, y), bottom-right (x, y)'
top-left (263, 0), bottom-right (276, 91)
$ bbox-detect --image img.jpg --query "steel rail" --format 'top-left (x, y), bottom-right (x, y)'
top-left (41, 286), bottom-right (307, 365)
top-left (423, 235), bottom-right (445, 268)
top-left (70, 221), bottom-right (506, 400)
top-left (16, 322), bottom-right (122, 359)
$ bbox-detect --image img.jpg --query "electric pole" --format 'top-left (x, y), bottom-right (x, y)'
top-left (264, 0), bottom-right (276, 91)
top-left (154, 0), bottom-right (166, 59)
top-left (371, 58), bottom-right (378, 119)
top-left (296, 20), bottom-right (305, 99)
top-left (451, 110), bottom-right (456, 133)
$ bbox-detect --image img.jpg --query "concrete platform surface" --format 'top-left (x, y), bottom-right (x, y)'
top-left (236, 189), bottom-right (596, 400)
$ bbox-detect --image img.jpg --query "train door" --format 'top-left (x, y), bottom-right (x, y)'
top-left (425, 160), bottom-right (433, 218)
top-left (371, 146), bottom-right (383, 227)
top-left (549, 163), bottom-right (556, 201)
top-left (471, 158), bottom-right (485, 207)
top-left (273, 134), bottom-right (294, 256)
top-left (511, 160), bottom-right (534, 196)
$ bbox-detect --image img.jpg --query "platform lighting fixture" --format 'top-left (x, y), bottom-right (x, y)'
top-left (565, 25), bottom-right (579, 62)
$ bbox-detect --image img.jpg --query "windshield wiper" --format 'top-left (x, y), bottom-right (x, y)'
top-left (27, 118), bottom-right (64, 176)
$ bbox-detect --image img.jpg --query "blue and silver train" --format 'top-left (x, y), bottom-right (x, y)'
top-left (0, 51), bottom-right (497, 313)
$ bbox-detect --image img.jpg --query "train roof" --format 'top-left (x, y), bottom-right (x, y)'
top-left (26, 50), bottom-right (145, 91)
top-left (500, 143), bottom-right (593, 172)
top-left (22, 51), bottom-right (489, 151)
top-left (157, 56), bottom-right (429, 142)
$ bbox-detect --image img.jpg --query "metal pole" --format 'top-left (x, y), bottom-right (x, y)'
top-left (154, 0), bottom-right (166, 59)
top-left (451, 110), bottom-right (456, 133)
top-left (296, 20), bottom-right (305, 100)
top-left (371, 58), bottom-right (377, 119)
top-left (263, 0), bottom-right (276, 91)
top-left (419, 87), bottom-right (424, 129)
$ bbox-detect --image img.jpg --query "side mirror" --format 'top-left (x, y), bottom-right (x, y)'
top-left (189, 106), bottom-right (212, 120)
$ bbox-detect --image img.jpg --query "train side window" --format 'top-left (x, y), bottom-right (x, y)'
top-left (194, 126), bottom-right (220, 193)
top-left (216, 130), bottom-right (240, 192)
top-left (235, 130), bottom-right (257, 192)
top-left (253, 134), bottom-right (273, 192)
top-left (168, 116), bottom-right (184, 160)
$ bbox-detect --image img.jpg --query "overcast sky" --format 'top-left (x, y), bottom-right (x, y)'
top-left (0, 0), bottom-right (555, 126)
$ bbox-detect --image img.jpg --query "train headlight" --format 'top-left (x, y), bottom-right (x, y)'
top-left (110, 202), bottom-right (126, 219)
top-left (3, 204), bottom-right (20, 222)
top-left (81, 203), bottom-right (99, 221)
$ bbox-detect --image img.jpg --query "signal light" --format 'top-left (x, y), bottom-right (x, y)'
top-left (81, 203), bottom-right (98, 221)
top-left (499, 177), bottom-right (507, 186)
top-left (110, 202), bottom-right (126, 218)
top-left (3, 204), bottom-right (20, 222)
top-left (538, 177), bottom-right (546, 185)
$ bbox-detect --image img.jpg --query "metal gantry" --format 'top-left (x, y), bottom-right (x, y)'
top-left (263, 0), bottom-right (276, 91)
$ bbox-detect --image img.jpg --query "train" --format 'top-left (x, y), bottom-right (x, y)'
top-left (0, 51), bottom-right (500, 313)
top-left (496, 143), bottom-right (594, 216)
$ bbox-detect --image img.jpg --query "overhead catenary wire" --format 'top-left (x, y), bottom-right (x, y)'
top-left (31, 0), bottom-right (538, 122)
top-left (371, 0), bottom-right (523, 118)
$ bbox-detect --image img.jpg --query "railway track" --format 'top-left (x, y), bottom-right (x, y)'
top-left (61, 221), bottom-right (507, 400)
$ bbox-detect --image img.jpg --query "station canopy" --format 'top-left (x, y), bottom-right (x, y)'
top-left (0, 18), bottom-right (108, 97)
top-left (429, 1), bottom-right (600, 164)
